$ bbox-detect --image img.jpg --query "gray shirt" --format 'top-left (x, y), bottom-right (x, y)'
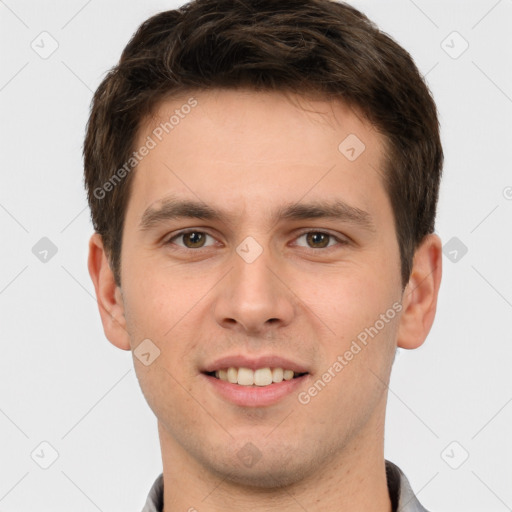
top-left (141, 459), bottom-right (430, 512)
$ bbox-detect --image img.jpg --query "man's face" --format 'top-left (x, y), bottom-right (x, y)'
top-left (118, 89), bottom-right (404, 486)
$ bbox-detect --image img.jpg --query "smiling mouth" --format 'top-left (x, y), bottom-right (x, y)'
top-left (204, 367), bottom-right (308, 387)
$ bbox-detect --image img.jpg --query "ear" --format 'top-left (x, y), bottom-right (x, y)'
top-left (397, 233), bottom-right (442, 350)
top-left (87, 232), bottom-right (131, 351)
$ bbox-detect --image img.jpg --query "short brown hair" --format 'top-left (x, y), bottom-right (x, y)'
top-left (84, 0), bottom-right (443, 288)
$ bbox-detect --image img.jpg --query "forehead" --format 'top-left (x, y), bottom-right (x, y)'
top-left (140, 88), bottom-right (384, 158)
top-left (128, 88), bottom-right (389, 225)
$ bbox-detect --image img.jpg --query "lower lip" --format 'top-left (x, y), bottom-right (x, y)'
top-left (202, 373), bottom-right (309, 407)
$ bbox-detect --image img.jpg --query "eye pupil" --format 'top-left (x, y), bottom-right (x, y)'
top-left (184, 232), bottom-right (205, 248)
top-left (306, 232), bottom-right (329, 248)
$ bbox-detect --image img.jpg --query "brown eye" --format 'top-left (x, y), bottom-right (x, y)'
top-left (305, 232), bottom-right (330, 248)
top-left (166, 230), bottom-right (215, 249)
top-left (181, 231), bottom-right (207, 248)
top-left (294, 230), bottom-right (348, 251)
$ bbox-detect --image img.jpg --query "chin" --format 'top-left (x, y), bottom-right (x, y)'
top-left (204, 449), bottom-right (313, 490)
top-left (218, 464), bottom-right (305, 490)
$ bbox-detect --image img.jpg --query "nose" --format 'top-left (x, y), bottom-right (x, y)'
top-left (213, 242), bottom-right (295, 337)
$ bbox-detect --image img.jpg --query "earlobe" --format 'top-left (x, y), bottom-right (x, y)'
top-left (87, 233), bottom-right (131, 351)
top-left (396, 233), bottom-right (443, 350)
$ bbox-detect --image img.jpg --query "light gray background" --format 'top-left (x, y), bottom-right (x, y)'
top-left (1, 0), bottom-right (511, 511)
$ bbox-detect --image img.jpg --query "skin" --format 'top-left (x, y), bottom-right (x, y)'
top-left (88, 88), bottom-right (442, 512)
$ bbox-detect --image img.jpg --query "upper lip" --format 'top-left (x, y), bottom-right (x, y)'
top-left (202, 354), bottom-right (310, 374)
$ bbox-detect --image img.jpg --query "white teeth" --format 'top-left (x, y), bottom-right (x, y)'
top-left (237, 367), bottom-right (254, 386)
top-left (214, 366), bottom-right (303, 386)
top-left (283, 369), bottom-right (294, 381)
top-left (272, 367), bottom-right (284, 383)
top-left (254, 368), bottom-right (273, 386)
top-left (227, 367), bottom-right (238, 384)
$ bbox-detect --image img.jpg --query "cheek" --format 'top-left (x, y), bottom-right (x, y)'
top-left (133, 357), bottom-right (200, 437)
top-left (302, 271), bottom-right (400, 422)
top-left (122, 269), bottom-right (205, 370)
top-left (298, 261), bottom-right (399, 336)
top-left (291, 252), bottom-right (401, 394)
top-left (122, 259), bottom-right (187, 332)
top-left (122, 278), bottom-right (201, 417)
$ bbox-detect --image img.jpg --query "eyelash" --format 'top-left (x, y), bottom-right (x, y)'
top-left (164, 229), bottom-right (349, 252)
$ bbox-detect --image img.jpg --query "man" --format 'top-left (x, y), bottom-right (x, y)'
top-left (85, 0), bottom-right (443, 510)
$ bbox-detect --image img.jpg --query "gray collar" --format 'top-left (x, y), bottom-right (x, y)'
top-left (386, 460), bottom-right (431, 512)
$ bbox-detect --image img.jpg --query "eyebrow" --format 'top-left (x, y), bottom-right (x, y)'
top-left (138, 195), bottom-right (376, 233)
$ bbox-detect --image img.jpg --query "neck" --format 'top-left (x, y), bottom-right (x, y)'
top-left (158, 415), bottom-right (392, 512)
